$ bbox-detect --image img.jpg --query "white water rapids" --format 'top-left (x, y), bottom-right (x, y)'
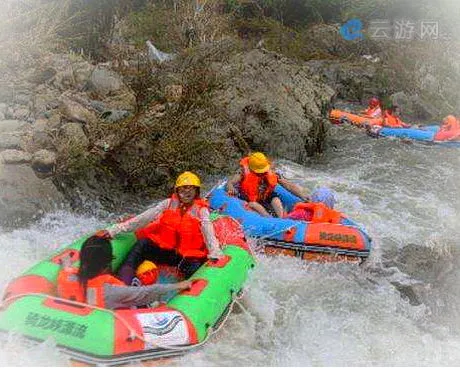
top-left (1, 123), bottom-right (460, 366)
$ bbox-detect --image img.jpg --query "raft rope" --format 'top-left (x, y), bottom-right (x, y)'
top-left (0, 288), bottom-right (246, 353)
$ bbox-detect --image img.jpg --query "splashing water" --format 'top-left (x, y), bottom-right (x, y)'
top-left (1, 125), bottom-right (460, 365)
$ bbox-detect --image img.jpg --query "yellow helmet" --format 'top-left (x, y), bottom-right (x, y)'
top-left (136, 260), bottom-right (158, 277)
top-left (248, 152), bottom-right (270, 173)
top-left (175, 171), bottom-right (201, 188)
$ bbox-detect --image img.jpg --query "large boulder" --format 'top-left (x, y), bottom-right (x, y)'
top-left (214, 48), bottom-right (334, 162)
top-left (59, 96), bottom-right (97, 124)
top-left (0, 163), bottom-right (65, 228)
top-left (87, 65), bottom-right (126, 97)
top-left (86, 65), bottom-right (137, 111)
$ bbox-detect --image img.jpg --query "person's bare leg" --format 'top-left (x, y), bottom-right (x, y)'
top-left (271, 197), bottom-right (285, 218)
top-left (248, 201), bottom-right (271, 217)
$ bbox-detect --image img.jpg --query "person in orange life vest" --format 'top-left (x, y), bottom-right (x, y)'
top-left (434, 115), bottom-right (460, 141)
top-left (57, 236), bottom-right (191, 309)
top-left (226, 152), bottom-right (309, 218)
top-left (286, 187), bottom-right (341, 223)
top-left (361, 97), bottom-right (382, 118)
top-left (382, 105), bottom-right (411, 128)
top-left (99, 171), bottom-right (224, 284)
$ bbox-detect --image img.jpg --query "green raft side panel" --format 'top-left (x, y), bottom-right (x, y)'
top-left (21, 233), bottom-right (138, 284)
top-left (168, 245), bottom-right (255, 342)
top-left (0, 295), bottom-right (116, 356)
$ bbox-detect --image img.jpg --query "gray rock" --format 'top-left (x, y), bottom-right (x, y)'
top-left (27, 67), bottom-right (57, 84)
top-left (14, 91), bottom-right (32, 106)
top-left (0, 86), bottom-right (14, 103)
top-left (0, 120), bottom-right (27, 133)
top-left (28, 119), bottom-right (54, 152)
top-left (90, 100), bottom-right (106, 113)
top-left (72, 61), bottom-right (94, 88)
top-left (216, 49), bottom-right (334, 161)
top-left (0, 133), bottom-right (22, 150)
top-left (0, 149), bottom-right (32, 164)
top-left (59, 97), bottom-right (96, 124)
top-left (100, 109), bottom-right (131, 123)
top-left (0, 163), bottom-right (65, 228)
top-left (87, 65), bottom-right (125, 97)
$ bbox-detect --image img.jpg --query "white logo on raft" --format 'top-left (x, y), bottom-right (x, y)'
top-left (136, 311), bottom-right (190, 349)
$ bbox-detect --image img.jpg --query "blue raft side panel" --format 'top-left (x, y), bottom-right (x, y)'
top-left (379, 126), bottom-right (436, 141)
top-left (378, 125), bottom-right (460, 147)
top-left (208, 184), bottom-right (371, 252)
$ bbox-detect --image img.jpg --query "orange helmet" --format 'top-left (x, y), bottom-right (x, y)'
top-left (136, 260), bottom-right (159, 285)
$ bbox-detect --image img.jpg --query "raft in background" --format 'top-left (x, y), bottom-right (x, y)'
top-left (0, 215), bottom-right (255, 366)
top-left (329, 109), bottom-right (460, 147)
top-left (208, 183), bottom-right (372, 263)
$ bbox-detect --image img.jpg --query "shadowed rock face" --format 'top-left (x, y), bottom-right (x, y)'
top-left (0, 164), bottom-right (66, 228)
top-left (214, 48), bottom-right (335, 162)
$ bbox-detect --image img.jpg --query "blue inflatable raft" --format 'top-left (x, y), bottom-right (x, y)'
top-left (208, 183), bottom-right (372, 263)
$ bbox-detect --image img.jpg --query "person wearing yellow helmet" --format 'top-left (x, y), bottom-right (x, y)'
top-left (226, 152), bottom-right (309, 217)
top-left (95, 171), bottom-right (224, 284)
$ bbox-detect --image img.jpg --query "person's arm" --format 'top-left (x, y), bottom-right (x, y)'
top-left (226, 171), bottom-right (242, 196)
top-left (278, 177), bottom-right (310, 201)
top-left (107, 199), bottom-right (170, 237)
top-left (103, 281), bottom-right (191, 309)
top-left (200, 207), bottom-right (224, 259)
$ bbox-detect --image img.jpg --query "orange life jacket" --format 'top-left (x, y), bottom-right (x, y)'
top-left (239, 157), bottom-right (279, 202)
top-left (292, 202), bottom-right (342, 224)
top-left (383, 111), bottom-right (408, 128)
top-left (135, 194), bottom-right (209, 259)
top-left (434, 116), bottom-right (460, 141)
top-left (57, 268), bottom-right (124, 308)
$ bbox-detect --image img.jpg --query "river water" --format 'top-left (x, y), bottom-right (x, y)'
top-left (1, 123), bottom-right (460, 366)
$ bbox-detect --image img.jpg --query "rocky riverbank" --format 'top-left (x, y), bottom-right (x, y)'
top-left (1, 2), bottom-right (459, 227)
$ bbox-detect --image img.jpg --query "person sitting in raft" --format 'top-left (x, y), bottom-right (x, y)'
top-left (361, 97), bottom-right (382, 118)
top-left (57, 236), bottom-right (191, 309)
top-left (434, 115), bottom-right (460, 141)
top-left (226, 152), bottom-right (309, 218)
top-left (96, 171), bottom-right (224, 284)
top-left (286, 187), bottom-right (341, 223)
top-left (382, 105), bottom-right (411, 128)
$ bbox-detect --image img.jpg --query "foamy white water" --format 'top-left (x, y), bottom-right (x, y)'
top-left (1, 124), bottom-right (460, 366)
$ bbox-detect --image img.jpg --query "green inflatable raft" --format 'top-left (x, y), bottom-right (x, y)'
top-left (0, 215), bottom-right (255, 365)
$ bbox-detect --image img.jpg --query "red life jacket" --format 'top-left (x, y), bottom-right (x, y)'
top-left (57, 268), bottom-right (124, 308)
top-left (239, 157), bottom-right (278, 202)
top-left (135, 194), bottom-right (209, 259)
top-left (291, 202), bottom-right (342, 224)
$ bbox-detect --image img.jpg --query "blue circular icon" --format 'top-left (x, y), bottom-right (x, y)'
top-left (340, 18), bottom-right (364, 41)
